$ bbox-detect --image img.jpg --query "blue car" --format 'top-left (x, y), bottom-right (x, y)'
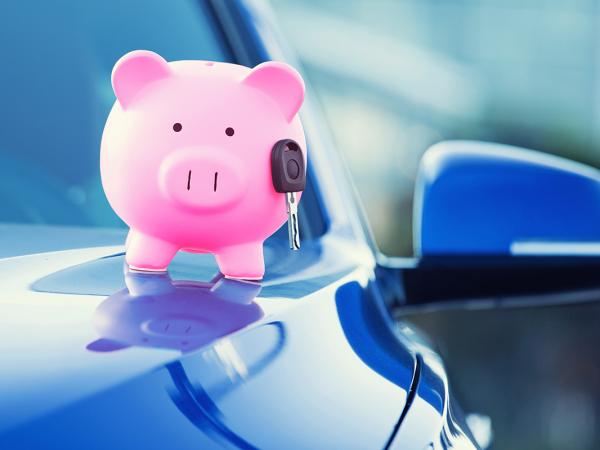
top-left (4, 1), bottom-right (598, 449)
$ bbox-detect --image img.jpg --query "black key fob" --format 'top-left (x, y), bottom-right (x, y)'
top-left (271, 139), bottom-right (306, 193)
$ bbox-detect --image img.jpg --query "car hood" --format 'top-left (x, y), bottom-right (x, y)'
top-left (0, 223), bottom-right (128, 259)
top-left (0, 225), bottom-right (421, 449)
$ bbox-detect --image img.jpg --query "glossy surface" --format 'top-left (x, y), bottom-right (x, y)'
top-left (414, 140), bottom-right (600, 256)
top-left (87, 271), bottom-right (264, 353)
top-left (0, 234), bottom-right (413, 449)
top-left (389, 344), bottom-right (476, 449)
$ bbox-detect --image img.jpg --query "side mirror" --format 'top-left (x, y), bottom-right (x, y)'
top-left (414, 141), bottom-right (600, 257)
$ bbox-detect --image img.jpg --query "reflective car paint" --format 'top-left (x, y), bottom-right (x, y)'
top-left (0, 237), bottom-right (412, 449)
top-left (87, 272), bottom-right (265, 354)
top-left (414, 140), bottom-right (600, 256)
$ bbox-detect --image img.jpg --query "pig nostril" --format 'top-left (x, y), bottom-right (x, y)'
top-left (214, 172), bottom-right (218, 192)
top-left (187, 170), bottom-right (192, 191)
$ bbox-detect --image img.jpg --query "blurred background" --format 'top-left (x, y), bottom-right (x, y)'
top-left (0, 0), bottom-right (228, 229)
top-left (270, 0), bottom-right (600, 256)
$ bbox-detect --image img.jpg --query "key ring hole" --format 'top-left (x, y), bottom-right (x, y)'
top-left (285, 141), bottom-right (300, 152)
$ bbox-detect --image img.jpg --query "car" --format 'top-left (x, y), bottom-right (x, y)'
top-left (14, 0), bottom-right (591, 448)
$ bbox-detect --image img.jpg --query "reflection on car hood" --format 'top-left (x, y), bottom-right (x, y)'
top-left (0, 225), bottom-right (425, 448)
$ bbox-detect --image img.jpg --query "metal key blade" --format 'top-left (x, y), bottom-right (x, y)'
top-left (285, 192), bottom-right (300, 250)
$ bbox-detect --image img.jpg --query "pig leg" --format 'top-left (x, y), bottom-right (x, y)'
top-left (126, 230), bottom-right (179, 272)
top-left (215, 242), bottom-right (265, 280)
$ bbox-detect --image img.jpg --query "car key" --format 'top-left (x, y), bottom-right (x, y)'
top-left (271, 139), bottom-right (306, 250)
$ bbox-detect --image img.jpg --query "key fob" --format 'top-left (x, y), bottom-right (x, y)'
top-left (271, 139), bottom-right (306, 193)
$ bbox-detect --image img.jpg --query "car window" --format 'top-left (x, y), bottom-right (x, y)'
top-left (0, 0), bottom-right (231, 227)
top-left (270, 0), bottom-right (599, 256)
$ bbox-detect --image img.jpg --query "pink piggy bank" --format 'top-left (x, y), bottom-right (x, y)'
top-left (100, 50), bottom-right (306, 279)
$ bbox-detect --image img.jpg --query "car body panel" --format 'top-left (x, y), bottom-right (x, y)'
top-left (0, 228), bottom-right (416, 448)
top-left (0, 223), bottom-right (127, 259)
top-left (414, 140), bottom-right (600, 256)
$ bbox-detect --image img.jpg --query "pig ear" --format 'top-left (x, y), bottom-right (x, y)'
top-left (112, 50), bottom-right (171, 109)
top-left (242, 61), bottom-right (305, 122)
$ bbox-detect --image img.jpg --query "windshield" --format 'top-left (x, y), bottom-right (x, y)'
top-left (0, 0), bottom-right (230, 227)
top-left (270, 0), bottom-right (600, 257)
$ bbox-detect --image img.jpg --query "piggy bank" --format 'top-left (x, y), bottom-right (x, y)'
top-left (100, 50), bottom-right (306, 279)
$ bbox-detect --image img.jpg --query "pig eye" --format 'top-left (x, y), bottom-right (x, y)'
top-left (173, 123), bottom-right (182, 132)
top-left (225, 127), bottom-right (235, 137)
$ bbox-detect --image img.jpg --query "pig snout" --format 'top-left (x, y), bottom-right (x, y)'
top-left (159, 148), bottom-right (248, 212)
